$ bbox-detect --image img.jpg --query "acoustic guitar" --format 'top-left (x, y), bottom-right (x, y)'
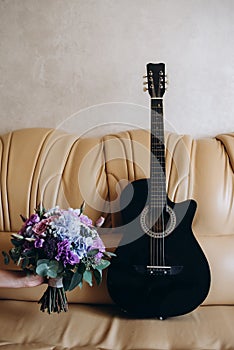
top-left (107, 63), bottom-right (210, 319)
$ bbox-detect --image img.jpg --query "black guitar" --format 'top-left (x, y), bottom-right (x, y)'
top-left (107, 63), bottom-right (210, 319)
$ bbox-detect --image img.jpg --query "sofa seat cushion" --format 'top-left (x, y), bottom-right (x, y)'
top-left (0, 301), bottom-right (233, 350)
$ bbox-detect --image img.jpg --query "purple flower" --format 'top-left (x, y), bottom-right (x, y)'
top-left (43, 237), bottom-right (59, 259)
top-left (56, 239), bottom-right (79, 266)
top-left (34, 238), bottom-right (45, 248)
top-left (91, 237), bottom-right (105, 252)
top-left (66, 250), bottom-right (80, 265)
top-left (25, 214), bottom-right (40, 226)
top-left (94, 251), bottom-right (104, 263)
top-left (23, 240), bottom-right (34, 252)
top-left (79, 214), bottom-right (92, 226)
top-left (18, 214), bottom-right (40, 237)
top-left (88, 237), bottom-right (105, 263)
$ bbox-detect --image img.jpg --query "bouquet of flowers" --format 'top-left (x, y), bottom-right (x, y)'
top-left (3, 203), bottom-right (114, 314)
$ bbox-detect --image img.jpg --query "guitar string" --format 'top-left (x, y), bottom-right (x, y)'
top-left (150, 82), bottom-right (166, 268)
top-left (161, 99), bottom-right (165, 267)
top-left (153, 100), bottom-right (165, 267)
top-left (152, 105), bottom-right (159, 267)
top-left (151, 106), bottom-right (155, 267)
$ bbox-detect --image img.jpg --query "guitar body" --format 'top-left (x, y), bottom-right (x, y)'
top-left (107, 179), bottom-right (211, 319)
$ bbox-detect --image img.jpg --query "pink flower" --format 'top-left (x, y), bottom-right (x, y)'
top-left (33, 218), bottom-right (50, 235)
top-left (95, 216), bottom-right (105, 227)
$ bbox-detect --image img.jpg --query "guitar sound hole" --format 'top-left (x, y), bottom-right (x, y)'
top-left (140, 205), bottom-right (176, 238)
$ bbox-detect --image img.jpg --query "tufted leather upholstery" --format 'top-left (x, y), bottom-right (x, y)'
top-left (0, 128), bottom-right (234, 349)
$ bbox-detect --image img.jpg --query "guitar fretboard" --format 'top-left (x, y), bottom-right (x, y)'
top-left (150, 98), bottom-right (166, 210)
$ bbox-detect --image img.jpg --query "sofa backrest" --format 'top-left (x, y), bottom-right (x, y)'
top-left (0, 128), bottom-right (234, 306)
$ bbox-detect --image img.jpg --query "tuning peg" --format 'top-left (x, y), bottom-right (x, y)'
top-left (143, 81), bottom-right (148, 85)
top-left (143, 87), bottom-right (148, 92)
top-left (143, 75), bottom-right (148, 78)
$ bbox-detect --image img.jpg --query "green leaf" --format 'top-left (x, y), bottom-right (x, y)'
top-left (77, 262), bottom-right (86, 274)
top-left (93, 269), bottom-right (102, 286)
top-left (87, 249), bottom-right (99, 257)
top-left (47, 260), bottom-right (60, 278)
top-left (83, 270), bottom-right (93, 287)
top-left (37, 259), bottom-right (50, 266)
top-left (21, 257), bottom-right (30, 269)
top-left (36, 259), bottom-right (63, 278)
top-left (68, 270), bottom-right (83, 291)
top-left (25, 238), bottom-right (36, 242)
top-left (11, 233), bottom-right (24, 240)
top-left (11, 238), bottom-right (24, 247)
top-left (96, 259), bottom-right (110, 270)
top-left (36, 262), bottom-right (49, 277)
top-left (80, 201), bottom-right (85, 215)
top-left (103, 251), bottom-right (116, 258)
top-left (9, 248), bottom-right (22, 263)
top-left (2, 251), bottom-right (10, 265)
top-left (20, 214), bottom-right (27, 223)
top-left (22, 250), bottom-right (36, 258)
top-left (63, 270), bottom-right (73, 291)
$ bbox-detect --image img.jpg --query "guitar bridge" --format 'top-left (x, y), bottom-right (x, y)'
top-left (133, 265), bottom-right (183, 276)
top-left (147, 265), bottom-right (183, 276)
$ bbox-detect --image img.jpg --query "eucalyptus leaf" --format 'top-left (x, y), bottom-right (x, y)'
top-left (36, 259), bottom-right (62, 278)
top-left (37, 259), bottom-right (50, 266)
top-left (68, 270), bottom-right (83, 291)
top-left (36, 262), bottom-right (49, 277)
top-left (93, 268), bottom-right (102, 286)
top-left (47, 260), bottom-right (62, 278)
top-left (47, 268), bottom-right (58, 279)
top-left (96, 259), bottom-right (110, 270)
top-left (83, 270), bottom-right (93, 286)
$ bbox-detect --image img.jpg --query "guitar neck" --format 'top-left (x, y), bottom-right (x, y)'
top-left (150, 97), bottom-right (167, 209)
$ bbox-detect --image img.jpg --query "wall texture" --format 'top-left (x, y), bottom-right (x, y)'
top-left (0, 0), bottom-right (234, 138)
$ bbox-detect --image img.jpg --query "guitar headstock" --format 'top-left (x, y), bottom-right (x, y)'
top-left (143, 62), bottom-right (167, 98)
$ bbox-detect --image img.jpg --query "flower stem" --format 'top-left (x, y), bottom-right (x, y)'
top-left (38, 286), bottom-right (68, 314)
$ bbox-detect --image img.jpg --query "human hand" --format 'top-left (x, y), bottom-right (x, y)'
top-left (0, 270), bottom-right (44, 288)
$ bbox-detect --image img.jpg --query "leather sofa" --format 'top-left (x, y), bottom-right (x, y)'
top-left (0, 127), bottom-right (234, 350)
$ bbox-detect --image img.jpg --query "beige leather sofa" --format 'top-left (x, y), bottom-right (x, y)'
top-left (0, 128), bottom-right (234, 350)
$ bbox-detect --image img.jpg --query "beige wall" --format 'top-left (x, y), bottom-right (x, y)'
top-left (0, 0), bottom-right (234, 138)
